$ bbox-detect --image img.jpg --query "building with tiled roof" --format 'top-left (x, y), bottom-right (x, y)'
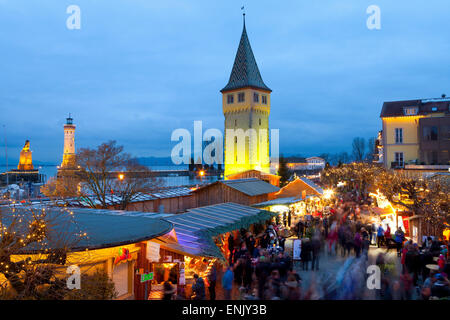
top-left (379, 96), bottom-right (450, 169)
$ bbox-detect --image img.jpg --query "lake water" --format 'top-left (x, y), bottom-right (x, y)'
top-left (0, 165), bottom-right (219, 187)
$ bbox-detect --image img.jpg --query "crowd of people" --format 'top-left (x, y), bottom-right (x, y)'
top-left (168, 195), bottom-right (450, 300)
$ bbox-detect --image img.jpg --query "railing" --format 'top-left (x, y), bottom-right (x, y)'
top-left (391, 161), bottom-right (404, 169)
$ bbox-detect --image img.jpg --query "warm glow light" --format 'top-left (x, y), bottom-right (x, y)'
top-left (271, 205), bottom-right (290, 213)
top-left (199, 170), bottom-right (205, 177)
top-left (118, 173), bottom-right (124, 181)
top-left (323, 189), bottom-right (334, 200)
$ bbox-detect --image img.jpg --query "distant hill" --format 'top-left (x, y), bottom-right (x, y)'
top-left (0, 159), bottom-right (57, 166)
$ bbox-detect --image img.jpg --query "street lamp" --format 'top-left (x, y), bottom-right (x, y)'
top-left (198, 170), bottom-right (205, 183)
top-left (118, 173), bottom-right (124, 181)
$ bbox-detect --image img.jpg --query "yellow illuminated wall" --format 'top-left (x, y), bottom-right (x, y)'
top-left (382, 116), bottom-right (423, 168)
top-left (223, 87), bottom-right (271, 177)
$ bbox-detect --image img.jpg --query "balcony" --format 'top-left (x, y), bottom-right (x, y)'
top-left (391, 162), bottom-right (404, 169)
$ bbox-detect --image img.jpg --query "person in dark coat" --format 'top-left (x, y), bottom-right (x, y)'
top-left (301, 239), bottom-right (312, 271)
top-left (354, 231), bottom-right (362, 258)
top-left (204, 259), bottom-right (217, 300)
top-left (243, 255), bottom-right (253, 291)
top-left (278, 236), bottom-right (286, 251)
top-left (255, 256), bottom-right (270, 299)
top-left (323, 217), bottom-right (329, 239)
top-left (297, 220), bottom-right (305, 239)
top-left (192, 274), bottom-right (206, 300)
top-left (163, 281), bottom-right (176, 300)
top-left (228, 233), bottom-right (234, 264)
top-left (288, 211), bottom-right (292, 229)
top-left (246, 235), bottom-right (256, 257)
top-left (261, 233), bottom-right (270, 249)
top-left (344, 228), bottom-right (354, 257)
top-left (232, 246), bottom-right (240, 265)
top-left (233, 258), bottom-right (244, 288)
top-left (311, 236), bottom-right (321, 271)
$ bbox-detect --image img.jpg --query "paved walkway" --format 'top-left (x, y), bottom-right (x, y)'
top-left (287, 239), bottom-right (418, 300)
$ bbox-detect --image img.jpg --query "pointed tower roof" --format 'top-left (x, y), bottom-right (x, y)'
top-left (221, 17), bottom-right (271, 93)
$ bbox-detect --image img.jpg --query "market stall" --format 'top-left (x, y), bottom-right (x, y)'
top-left (150, 202), bottom-right (278, 299)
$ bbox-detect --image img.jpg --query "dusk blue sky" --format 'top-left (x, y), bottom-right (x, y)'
top-left (1, 0), bottom-right (450, 164)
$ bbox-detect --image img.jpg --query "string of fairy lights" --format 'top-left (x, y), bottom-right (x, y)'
top-left (0, 199), bottom-right (90, 278)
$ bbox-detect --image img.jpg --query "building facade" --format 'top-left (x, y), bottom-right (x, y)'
top-left (380, 97), bottom-right (450, 169)
top-left (222, 17), bottom-right (271, 177)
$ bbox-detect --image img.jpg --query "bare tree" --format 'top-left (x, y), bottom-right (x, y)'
top-left (366, 137), bottom-right (376, 162)
top-left (76, 140), bottom-right (160, 210)
top-left (321, 162), bottom-right (384, 199)
top-left (277, 154), bottom-right (291, 187)
top-left (0, 205), bottom-right (118, 300)
top-left (0, 206), bottom-right (81, 299)
top-left (41, 170), bottom-right (81, 204)
top-left (352, 137), bottom-right (366, 162)
top-left (337, 152), bottom-right (350, 164)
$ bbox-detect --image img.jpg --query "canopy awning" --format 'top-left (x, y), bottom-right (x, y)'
top-left (252, 197), bottom-right (299, 208)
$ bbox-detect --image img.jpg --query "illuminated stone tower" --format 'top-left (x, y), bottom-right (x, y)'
top-left (221, 15), bottom-right (271, 178)
top-left (61, 114), bottom-right (76, 168)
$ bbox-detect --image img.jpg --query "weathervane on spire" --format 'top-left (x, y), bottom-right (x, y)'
top-left (241, 5), bottom-right (245, 24)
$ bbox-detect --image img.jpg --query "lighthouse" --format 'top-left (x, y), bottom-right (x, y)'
top-left (61, 114), bottom-right (76, 169)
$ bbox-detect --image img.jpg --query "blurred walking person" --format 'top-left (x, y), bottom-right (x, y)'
top-left (311, 235), bottom-right (321, 271)
top-left (301, 238), bottom-right (312, 271)
top-left (222, 266), bottom-right (234, 300)
top-left (377, 225), bottom-right (385, 248)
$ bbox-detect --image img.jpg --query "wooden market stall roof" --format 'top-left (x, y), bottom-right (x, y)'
top-left (192, 178), bottom-right (280, 197)
top-left (226, 170), bottom-right (281, 187)
top-left (0, 206), bottom-right (174, 253)
top-left (22, 187), bottom-right (193, 208)
top-left (274, 177), bottom-right (324, 199)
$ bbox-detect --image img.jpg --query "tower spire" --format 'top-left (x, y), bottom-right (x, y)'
top-left (220, 10), bottom-right (271, 93)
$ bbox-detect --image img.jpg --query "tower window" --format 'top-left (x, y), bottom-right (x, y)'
top-left (227, 94), bottom-right (234, 104)
top-left (253, 93), bottom-right (259, 103)
top-left (234, 119), bottom-right (237, 127)
top-left (238, 92), bottom-right (245, 102)
top-left (262, 95), bottom-right (267, 104)
top-left (259, 118), bottom-right (262, 125)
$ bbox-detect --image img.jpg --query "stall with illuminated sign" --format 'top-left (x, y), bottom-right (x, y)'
top-left (369, 189), bottom-right (411, 237)
top-left (252, 177), bottom-right (326, 228)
